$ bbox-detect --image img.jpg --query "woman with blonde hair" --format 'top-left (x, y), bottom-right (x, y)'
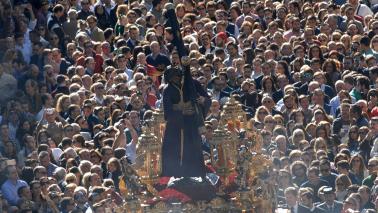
top-left (273, 114), bottom-right (285, 126)
top-left (370, 35), bottom-right (378, 59)
top-left (314, 137), bottom-right (328, 153)
top-left (263, 115), bottom-right (276, 132)
top-left (65, 173), bottom-right (78, 185)
top-left (55, 94), bottom-right (71, 119)
top-left (175, 3), bottom-right (185, 23)
top-left (290, 129), bottom-right (306, 148)
top-left (254, 106), bottom-right (270, 129)
top-left (305, 123), bottom-right (317, 139)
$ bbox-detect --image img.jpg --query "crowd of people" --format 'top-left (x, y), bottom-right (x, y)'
top-left (1, 0), bottom-right (378, 211)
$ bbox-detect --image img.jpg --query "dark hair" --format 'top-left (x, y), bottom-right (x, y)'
top-left (360, 36), bottom-right (370, 46)
top-left (337, 160), bottom-right (350, 170)
top-left (114, 148), bottom-right (126, 159)
top-left (20, 167), bottom-right (34, 184)
top-left (308, 45), bottom-right (324, 61)
top-left (60, 197), bottom-right (74, 210)
top-left (61, 137), bottom-right (73, 148)
top-left (261, 75), bottom-right (276, 93)
top-left (53, 4), bottom-right (64, 13)
top-left (357, 76), bottom-right (370, 90)
top-left (243, 48), bottom-right (254, 65)
top-left (350, 104), bottom-right (362, 117)
top-left (104, 28), bottom-right (113, 40)
top-left (17, 185), bottom-right (29, 197)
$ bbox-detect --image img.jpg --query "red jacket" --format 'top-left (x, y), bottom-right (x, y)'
top-left (77, 53), bottom-right (104, 74)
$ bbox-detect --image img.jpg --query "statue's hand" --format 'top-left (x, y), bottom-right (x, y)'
top-left (196, 96), bottom-right (205, 105)
top-left (181, 56), bottom-right (190, 66)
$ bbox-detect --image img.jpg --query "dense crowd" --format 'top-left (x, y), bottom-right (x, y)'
top-left (1, 0), bottom-right (378, 212)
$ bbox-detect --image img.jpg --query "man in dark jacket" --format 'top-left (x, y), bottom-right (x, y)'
top-left (47, 4), bottom-right (66, 51)
top-left (301, 167), bottom-right (330, 203)
top-left (299, 190), bottom-right (326, 213)
top-left (316, 187), bottom-right (343, 213)
top-left (284, 187), bottom-right (311, 213)
top-left (77, 0), bottom-right (94, 20)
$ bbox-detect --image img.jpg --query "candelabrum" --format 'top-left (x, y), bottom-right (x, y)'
top-left (151, 104), bottom-right (165, 143)
top-left (117, 156), bottom-right (144, 213)
top-left (209, 122), bottom-right (236, 189)
top-left (220, 95), bottom-right (247, 133)
top-left (116, 126), bottom-right (164, 212)
top-left (245, 120), bottom-right (263, 153)
top-left (135, 125), bottom-right (162, 195)
top-left (219, 95), bottom-right (246, 168)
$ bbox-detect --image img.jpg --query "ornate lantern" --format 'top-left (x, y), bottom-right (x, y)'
top-left (245, 120), bottom-right (264, 153)
top-left (220, 95), bottom-right (247, 132)
top-left (151, 104), bottom-right (165, 143)
top-left (209, 124), bottom-right (236, 186)
top-left (135, 126), bottom-right (162, 192)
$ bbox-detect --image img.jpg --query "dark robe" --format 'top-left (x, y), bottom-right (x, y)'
top-left (161, 67), bottom-right (210, 177)
top-left (161, 8), bottom-right (209, 177)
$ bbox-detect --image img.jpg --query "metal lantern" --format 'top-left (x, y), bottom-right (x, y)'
top-left (220, 95), bottom-right (247, 132)
top-left (136, 126), bottom-right (162, 188)
top-left (209, 124), bottom-right (235, 185)
top-left (151, 104), bottom-right (165, 143)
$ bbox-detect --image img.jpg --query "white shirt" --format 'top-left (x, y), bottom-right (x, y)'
top-left (371, 137), bottom-right (378, 158)
top-left (355, 3), bottom-right (373, 17)
top-left (124, 68), bottom-right (133, 82)
top-left (36, 107), bottom-right (46, 122)
top-left (126, 142), bottom-right (136, 163)
top-left (15, 42), bottom-right (32, 64)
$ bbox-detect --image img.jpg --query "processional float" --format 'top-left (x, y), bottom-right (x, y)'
top-left (115, 95), bottom-right (276, 212)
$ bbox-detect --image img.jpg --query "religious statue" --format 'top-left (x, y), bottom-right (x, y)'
top-left (161, 62), bottom-right (211, 177)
